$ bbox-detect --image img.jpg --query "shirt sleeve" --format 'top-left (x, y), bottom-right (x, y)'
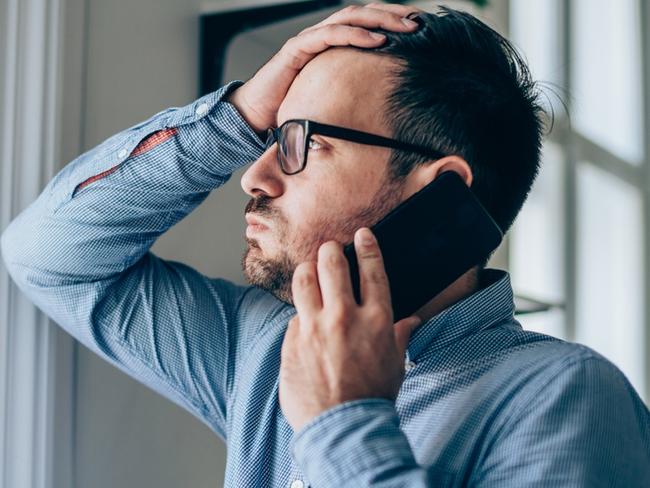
top-left (0, 80), bottom-right (267, 440)
top-left (474, 354), bottom-right (650, 487)
top-left (290, 355), bottom-right (650, 487)
top-left (290, 398), bottom-right (431, 487)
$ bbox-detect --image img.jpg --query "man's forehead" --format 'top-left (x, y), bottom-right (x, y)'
top-left (276, 48), bottom-right (395, 133)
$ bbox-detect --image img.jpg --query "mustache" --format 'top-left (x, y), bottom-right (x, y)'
top-left (245, 194), bottom-right (276, 218)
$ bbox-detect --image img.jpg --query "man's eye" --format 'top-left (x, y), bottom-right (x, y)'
top-left (308, 139), bottom-right (324, 150)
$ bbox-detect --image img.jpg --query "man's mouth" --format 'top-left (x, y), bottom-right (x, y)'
top-left (246, 224), bottom-right (268, 238)
top-left (245, 213), bottom-right (271, 229)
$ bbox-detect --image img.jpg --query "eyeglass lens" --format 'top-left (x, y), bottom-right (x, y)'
top-left (278, 122), bottom-right (305, 174)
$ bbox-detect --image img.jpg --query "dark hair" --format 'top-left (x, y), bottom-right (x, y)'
top-left (370, 7), bottom-right (546, 245)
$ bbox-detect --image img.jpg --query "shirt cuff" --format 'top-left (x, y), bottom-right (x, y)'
top-left (215, 79), bottom-right (267, 146)
top-left (189, 79), bottom-right (268, 176)
top-left (289, 398), bottom-right (418, 486)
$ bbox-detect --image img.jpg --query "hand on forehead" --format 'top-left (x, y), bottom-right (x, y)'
top-left (277, 48), bottom-right (396, 133)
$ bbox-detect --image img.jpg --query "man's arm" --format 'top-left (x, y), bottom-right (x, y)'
top-left (289, 352), bottom-right (650, 487)
top-left (1, 80), bottom-right (267, 439)
top-left (1, 2), bottom-right (423, 442)
top-left (290, 398), bottom-right (431, 486)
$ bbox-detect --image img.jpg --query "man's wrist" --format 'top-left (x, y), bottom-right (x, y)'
top-left (224, 85), bottom-right (268, 139)
top-left (289, 398), bottom-right (417, 486)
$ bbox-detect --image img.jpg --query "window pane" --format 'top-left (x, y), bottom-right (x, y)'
top-left (571, 0), bottom-right (643, 164)
top-left (510, 142), bottom-right (566, 338)
top-left (510, 0), bottom-right (563, 110)
top-left (518, 309), bottom-right (566, 340)
top-left (576, 162), bottom-right (645, 400)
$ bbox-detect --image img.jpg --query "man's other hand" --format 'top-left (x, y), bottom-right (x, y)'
top-left (226, 3), bottom-right (421, 134)
top-left (279, 228), bottom-right (422, 432)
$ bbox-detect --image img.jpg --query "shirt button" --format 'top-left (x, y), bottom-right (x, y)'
top-left (117, 148), bottom-right (128, 159)
top-left (405, 360), bottom-right (416, 371)
top-left (290, 480), bottom-right (304, 488)
top-left (195, 103), bottom-right (208, 116)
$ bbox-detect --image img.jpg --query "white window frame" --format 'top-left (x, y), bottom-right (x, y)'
top-left (508, 0), bottom-right (650, 401)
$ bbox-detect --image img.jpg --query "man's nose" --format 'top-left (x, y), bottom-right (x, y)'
top-left (240, 145), bottom-right (284, 198)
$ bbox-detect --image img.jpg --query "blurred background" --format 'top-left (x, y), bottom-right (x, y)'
top-left (1, 0), bottom-right (648, 487)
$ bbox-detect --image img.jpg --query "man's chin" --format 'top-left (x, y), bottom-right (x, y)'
top-left (241, 247), bottom-right (295, 305)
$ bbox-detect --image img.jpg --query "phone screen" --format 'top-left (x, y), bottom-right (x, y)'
top-left (342, 171), bottom-right (503, 322)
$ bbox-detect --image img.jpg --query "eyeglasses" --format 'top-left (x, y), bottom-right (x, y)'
top-left (265, 119), bottom-right (448, 175)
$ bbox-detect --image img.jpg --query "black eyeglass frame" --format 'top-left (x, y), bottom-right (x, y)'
top-left (265, 119), bottom-right (448, 175)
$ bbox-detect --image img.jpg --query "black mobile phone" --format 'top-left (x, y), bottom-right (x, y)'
top-left (343, 170), bottom-right (503, 322)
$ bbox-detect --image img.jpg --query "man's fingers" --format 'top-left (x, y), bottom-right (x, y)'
top-left (315, 4), bottom-right (419, 32)
top-left (233, 2), bottom-right (423, 131)
top-left (282, 25), bottom-right (386, 71)
top-left (364, 2), bottom-right (424, 17)
top-left (292, 261), bottom-right (322, 315)
top-left (354, 227), bottom-right (391, 308)
top-left (297, 3), bottom-right (420, 37)
top-left (394, 315), bottom-right (421, 359)
top-left (317, 241), bottom-right (356, 311)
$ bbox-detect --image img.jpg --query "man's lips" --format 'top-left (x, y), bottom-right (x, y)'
top-left (245, 213), bottom-right (270, 228)
top-left (245, 214), bottom-right (270, 237)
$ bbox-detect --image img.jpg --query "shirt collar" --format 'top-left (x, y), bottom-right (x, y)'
top-left (405, 268), bottom-right (516, 362)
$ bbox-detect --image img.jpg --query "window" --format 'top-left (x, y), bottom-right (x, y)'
top-left (509, 0), bottom-right (649, 401)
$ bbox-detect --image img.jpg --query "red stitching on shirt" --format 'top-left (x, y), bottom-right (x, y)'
top-left (73, 127), bottom-right (178, 194)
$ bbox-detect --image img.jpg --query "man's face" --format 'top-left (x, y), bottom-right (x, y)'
top-left (240, 48), bottom-right (404, 304)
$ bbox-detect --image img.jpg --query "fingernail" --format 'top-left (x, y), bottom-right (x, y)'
top-left (369, 32), bottom-right (386, 41)
top-left (358, 228), bottom-right (375, 246)
top-left (402, 18), bottom-right (418, 28)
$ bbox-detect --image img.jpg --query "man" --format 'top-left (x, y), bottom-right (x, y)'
top-left (2, 3), bottom-right (649, 487)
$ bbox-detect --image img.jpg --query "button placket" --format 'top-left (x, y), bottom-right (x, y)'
top-left (288, 461), bottom-right (309, 488)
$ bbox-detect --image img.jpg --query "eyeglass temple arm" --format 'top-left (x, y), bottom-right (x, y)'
top-left (307, 121), bottom-right (447, 160)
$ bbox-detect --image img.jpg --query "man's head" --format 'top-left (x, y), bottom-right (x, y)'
top-left (240, 7), bottom-right (545, 305)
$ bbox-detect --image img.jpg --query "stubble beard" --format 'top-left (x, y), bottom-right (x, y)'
top-left (241, 174), bottom-right (405, 306)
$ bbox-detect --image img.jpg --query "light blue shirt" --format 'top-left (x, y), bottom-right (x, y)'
top-left (2, 80), bottom-right (649, 487)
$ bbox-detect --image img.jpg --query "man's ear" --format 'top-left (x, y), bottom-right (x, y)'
top-left (403, 156), bottom-right (473, 197)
